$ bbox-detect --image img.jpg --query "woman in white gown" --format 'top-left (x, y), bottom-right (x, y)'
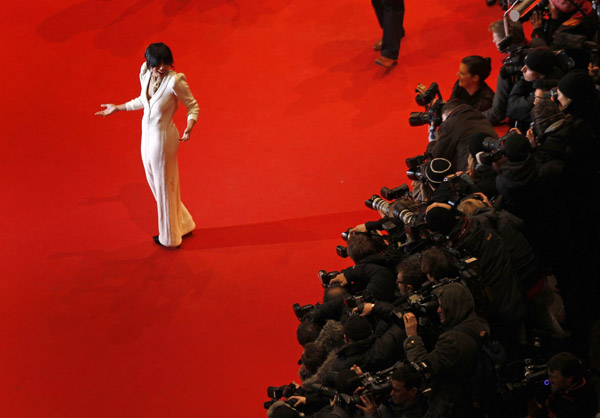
top-left (96, 43), bottom-right (199, 248)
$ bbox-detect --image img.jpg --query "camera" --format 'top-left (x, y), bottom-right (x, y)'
top-left (475, 132), bottom-right (513, 165)
top-left (365, 195), bottom-right (400, 219)
top-left (336, 245), bottom-right (348, 258)
top-left (292, 302), bottom-right (315, 321)
top-left (415, 82), bottom-right (441, 106)
top-left (343, 294), bottom-right (365, 311)
top-left (405, 155), bottom-right (428, 182)
top-left (318, 269), bottom-right (341, 287)
top-left (307, 363), bottom-right (400, 408)
top-left (409, 100), bottom-right (444, 128)
top-left (394, 282), bottom-right (441, 320)
top-left (499, 46), bottom-right (530, 80)
top-left (267, 383), bottom-right (298, 401)
top-left (381, 184), bottom-right (410, 200)
top-left (411, 361), bottom-right (433, 393)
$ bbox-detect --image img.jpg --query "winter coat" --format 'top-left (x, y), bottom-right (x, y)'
top-left (426, 104), bottom-right (497, 172)
top-left (342, 254), bottom-right (398, 303)
top-left (539, 378), bottom-right (599, 418)
top-left (403, 283), bottom-right (490, 418)
top-left (331, 324), bottom-right (406, 373)
top-left (472, 207), bottom-right (542, 292)
top-left (449, 216), bottom-right (526, 327)
top-left (495, 154), bottom-right (540, 223)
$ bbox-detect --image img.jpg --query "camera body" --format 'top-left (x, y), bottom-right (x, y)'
top-left (406, 155), bottom-right (428, 183)
top-left (409, 100), bottom-right (444, 128)
top-left (318, 269), bottom-right (341, 287)
top-left (409, 82), bottom-right (445, 128)
top-left (500, 46), bottom-right (531, 80)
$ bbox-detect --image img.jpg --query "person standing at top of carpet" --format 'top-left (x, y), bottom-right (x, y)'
top-left (372, 0), bottom-right (405, 68)
top-left (95, 42), bottom-right (199, 248)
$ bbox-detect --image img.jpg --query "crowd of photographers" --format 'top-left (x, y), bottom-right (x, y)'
top-left (266, 1), bottom-right (600, 417)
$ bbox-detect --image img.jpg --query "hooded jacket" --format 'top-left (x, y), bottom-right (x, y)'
top-left (403, 283), bottom-right (490, 418)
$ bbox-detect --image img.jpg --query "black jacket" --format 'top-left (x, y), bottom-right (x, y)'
top-left (495, 154), bottom-right (540, 223)
top-left (342, 254), bottom-right (398, 303)
top-left (472, 207), bottom-right (542, 292)
top-left (539, 378), bottom-right (599, 418)
top-left (331, 324), bottom-right (406, 373)
top-left (426, 104), bottom-right (497, 172)
top-left (404, 283), bottom-right (490, 418)
top-left (450, 80), bottom-right (495, 113)
top-left (448, 216), bottom-right (526, 327)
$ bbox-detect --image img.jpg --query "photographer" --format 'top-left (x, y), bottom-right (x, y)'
top-left (402, 283), bottom-right (490, 418)
top-left (426, 99), bottom-right (498, 172)
top-left (556, 69), bottom-right (600, 135)
top-left (356, 364), bottom-right (428, 418)
top-left (424, 205), bottom-right (526, 354)
top-left (507, 47), bottom-right (564, 132)
top-left (531, 352), bottom-right (599, 418)
top-left (457, 195), bottom-right (568, 338)
top-left (530, 0), bottom-right (596, 63)
top-left (450, 55), bottom-right (495, 112)
top-left (466, 132), bottom-right (501, 200)
top-left (484, 19), bottom-right (529, 125)
top-left (330, 233), bottom-right (398, 303)
top-left (331, 316), bottom-right (405, 374)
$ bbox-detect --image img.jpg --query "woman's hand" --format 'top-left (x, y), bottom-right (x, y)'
top-left (95, 104), bottom-right (118, 117)
top-left (179, 128), bottom-right (192, 142)
top-left (179, 119), bottom-right (196, 142)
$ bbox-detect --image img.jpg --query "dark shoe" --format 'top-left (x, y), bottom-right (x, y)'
top-left (182, 231), bottom-right (193, 238)
top-left (373, 39), bottom-right (382, 51)
top-left (375, 56), bottom-right (397, 68)
top-left (486, 0), bottom-right (497, 5)
top-left (153, 235), bottom-right (180, 249)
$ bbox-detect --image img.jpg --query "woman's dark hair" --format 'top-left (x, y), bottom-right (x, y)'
top-left (461, 55), bottom-right (492, 81)
top-left (145, 42), bottom-right (174, 69)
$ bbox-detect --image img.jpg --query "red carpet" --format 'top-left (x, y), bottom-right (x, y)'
top-left (1, 1), bottom-right (508, 416)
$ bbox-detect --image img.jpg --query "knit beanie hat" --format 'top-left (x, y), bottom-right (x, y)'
top-left (425, 206), bottom-right (458, 236)
top-left (525, 47), bottom-right (556, 75)
top-left (557, 70), bottom-right (595, 102)
top-left (425, 158), bottom-right (452, 184)
top-left (503, 132), bottom-right (531, 162)
top-left (343, 316), bottom-right (372, 341)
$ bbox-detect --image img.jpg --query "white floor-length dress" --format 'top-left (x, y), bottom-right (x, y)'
top-left (125, 63), bottom-right (199, 247)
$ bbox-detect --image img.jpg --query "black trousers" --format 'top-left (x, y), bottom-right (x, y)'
top-left (371, 0), bottom-right (405, 60)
